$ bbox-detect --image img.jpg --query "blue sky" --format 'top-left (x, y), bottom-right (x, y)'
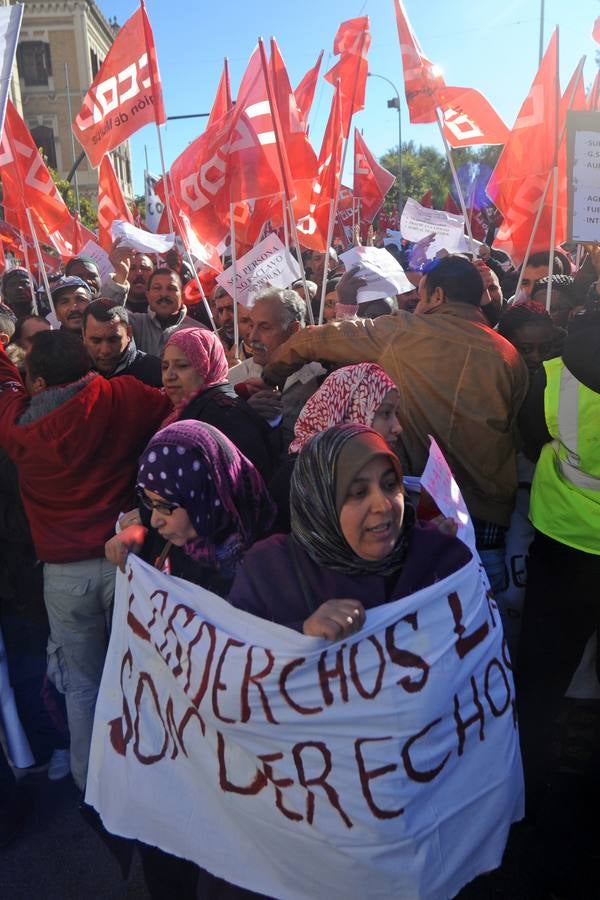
top-left (102, 0), bottom-right (600, 197)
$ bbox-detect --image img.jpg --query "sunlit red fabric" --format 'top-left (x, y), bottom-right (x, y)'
top-left (487, 31), bottom-right (559, 262)
top-left (98, 155), bottom-right (134, 251)
top-left (72, 4), bottom-right (166, 168)
top-left (353, 129), bottom-right (395, 223)
top-left (324, 17), bottom-right (370, 137)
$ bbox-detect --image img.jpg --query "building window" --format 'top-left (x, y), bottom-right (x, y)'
top-left (90, 48), bottom-right (99, 78)
top-left (30, 125), bottom-right (57, 169)
top-left (17, 41), bottom-right (52, 87)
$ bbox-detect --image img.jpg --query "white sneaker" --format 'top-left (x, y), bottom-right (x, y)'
top-left (48, 748), bottom-right (70, 781)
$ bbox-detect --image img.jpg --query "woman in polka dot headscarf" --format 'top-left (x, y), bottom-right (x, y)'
top-left (106, 419), bottom-right (274, 594)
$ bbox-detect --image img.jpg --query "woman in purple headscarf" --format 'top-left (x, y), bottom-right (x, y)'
top-left (105, 419), bottom-right (274, 596)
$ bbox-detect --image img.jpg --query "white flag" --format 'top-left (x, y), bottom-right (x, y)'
top-left (144, 170), bottom-right (164, 233)
top-left (0, 4), bottom-right (23, 140)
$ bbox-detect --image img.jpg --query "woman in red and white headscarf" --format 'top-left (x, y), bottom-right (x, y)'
top-left (270, 363), bottom-right (403, 531)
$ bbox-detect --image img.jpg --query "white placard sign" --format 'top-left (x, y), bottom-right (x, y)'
top-left (79, 239), bottom-right (113, 281)
top-left (110, 220), bottom-right (177, 254)
top-left (421, 435), bottom-right (477, 555)
top-left (87, 555), bottom-right (523, 900)
top-left (216, 233), bottom-right (300, 307)
top-left (570, 130), bottom-right (600, 242)
top-left (401, 198), bottom-right (466, 258)
top-left (339, 245), bottom-right (414, 302)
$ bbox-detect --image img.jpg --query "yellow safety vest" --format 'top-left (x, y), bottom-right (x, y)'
top-left (529, 356), bottom-right (600, 554)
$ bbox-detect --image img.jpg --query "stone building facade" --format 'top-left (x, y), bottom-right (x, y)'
top-left (15, 0), bottom-right (134, 206)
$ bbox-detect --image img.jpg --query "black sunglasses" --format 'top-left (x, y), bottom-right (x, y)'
top-left (137, 489), bottom-right (180, 517)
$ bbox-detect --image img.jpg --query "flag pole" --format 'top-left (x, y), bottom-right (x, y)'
top-left (545, 165), bottom-right (559, 311)
top-left (287, 201), bottom-right (315, 324)
top-left (229, 202), bottom-right (239, 351)
top-left (139, 0), bottom-right (175, 234)
top-left (512, 169), bottom-right (554, 300)
top-left (155, 126), bottom-right (175, 234)
top-left (18, 231), bottom-right (38, 314)
top-left (436, 109), bottom-right (475, 252)
top-left (318, 199), bottom-right (336, 324)
top-left (175, 222), bottom-right (218, 333)
top-left (24, 209), bottom-right (55, 316)
top-left (258, 38), bottom-right (315, 323)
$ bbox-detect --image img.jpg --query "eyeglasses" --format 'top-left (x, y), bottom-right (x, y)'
top-left (137, 489), bottom-right (180, 517)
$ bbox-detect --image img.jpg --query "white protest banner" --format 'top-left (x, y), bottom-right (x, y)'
top-left (421, 435), bottom-right (477, 555)
top-left (401, 198), bottom-right (466, 259)
top-left (87, 555), bottom-right (523, 900)
top-left (0, 4), bottom-right (23, 140)
top-left (569, 127), bottom-right (600, 243)
top-left (216, 233), bottom-right (300, 307)
top-left (144, 171), bottom-right (164, 233)
top-left (0, 623), bottom-right (33, 767)
top-left (79, 239), bottom-right (113, 281)
top-left (110, 220), bottom-right (177, 255)
top-left (339, 245), bottom-right (413, 303)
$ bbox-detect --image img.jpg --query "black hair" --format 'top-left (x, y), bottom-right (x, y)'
top-left (522, 252), bottom-right (564, 275)
top-left (147, 267), bottom-right (182, 291)
top-left (497, 302), bottom-right (552, 342)
top-left (82, 299), bottom-right (129, 330)
top-left (358, 297), bottom-right (396, 319)
top-left (27, 330), bottom-right (92, 386)
top-left (12, 314), bottom-right (47, 344)
top-left (423, 255), bottom-right (484, 307)
top-left (325, 276), bottom-right (343, 295)
top-left (65, 256), bottom-right (100, 276)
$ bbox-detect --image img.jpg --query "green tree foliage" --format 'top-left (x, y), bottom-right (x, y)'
top-left (50, 169), bottom-right (98, 230)
top-left (379, 142), bottom-right (501, 213)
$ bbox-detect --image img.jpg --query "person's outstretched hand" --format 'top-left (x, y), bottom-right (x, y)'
top-left (105, 525), bottom-right (147, 573)
top-left (303, 599), bottom-right (365, 641)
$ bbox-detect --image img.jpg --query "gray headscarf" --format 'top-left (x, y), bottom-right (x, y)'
top-left (290, 423), bottom-right (414, 577)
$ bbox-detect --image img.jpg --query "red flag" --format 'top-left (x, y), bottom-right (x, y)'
top-left (0, 100), bottom-right (72, 244)
top-left (393, 0), bottom-right (444, 124)
top-left (443, 192), bottom-right (460, 214)
top-left (593, 17), bottom-right (600, 44)
top-left (207, 59), bottom-right (232, 128)
top-left (169, 100), bottom-right (281, 253)
top-left (353, 129), bottom-right (395, 223)
top-left (438, 87), bottom-right (509, 148)
top-left (51, 214), bottom-right (98, 259)
top-left (72, 3), bottom-right (166, 168)
top-left (487, 30), bottom-right (559, 261)
top-left (420, 189), bottom-right (433, 208)
top-left (294, 51), bottom-right (323, 126)
top-left (324, 17), bottom-right (370, 137)
top-left (269, 37), bottom-right (319, 223)
top-left (333, 185), bottom-right (355, 246)
top-left (98, 155), bottom-right (134, 251)
top-left (296, 82), bottom-right (344, 251)
top-left (588, 71), bottom-right (600, 112)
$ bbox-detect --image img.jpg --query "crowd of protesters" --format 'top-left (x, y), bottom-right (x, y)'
top-left (0, 227), bottom-right (598, 900)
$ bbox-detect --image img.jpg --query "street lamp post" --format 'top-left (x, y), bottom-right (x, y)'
top-left (367, 72), bottom-right (402, 223)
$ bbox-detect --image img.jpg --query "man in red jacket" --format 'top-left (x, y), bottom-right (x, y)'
top-left (0, 330), bottom-right (171, 790)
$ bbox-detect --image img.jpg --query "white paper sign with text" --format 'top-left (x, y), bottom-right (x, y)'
top-left (111, 220), bottom-right (177, 254)
top-left (216, 233), bottom-right (300, 307)
top-left (79, 239), bottom-right (113, 281)
top-left (339, 245), bottom-right (413, 302)
top-left (421, 435), bottom-right (477, 554)
top-left (87, 555), bottom-right (523, 900)
top-left (401, 198), bottom-right (466, 258)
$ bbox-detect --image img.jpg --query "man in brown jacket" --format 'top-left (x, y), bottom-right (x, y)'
top-left (259, 255), bottom-right (529, 588)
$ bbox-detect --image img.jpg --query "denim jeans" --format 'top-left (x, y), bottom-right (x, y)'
top-left (478, 546), bottom-right (507, 596)
top-left (43, 558), bottom-right (115, 790)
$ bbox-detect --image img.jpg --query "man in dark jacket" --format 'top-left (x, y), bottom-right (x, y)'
top-left (82, 300), bottom-right (162, 387)
top-left (0, 330), bottom-right (171, 790)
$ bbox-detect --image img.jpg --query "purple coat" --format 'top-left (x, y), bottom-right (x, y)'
top-left (228, 522), bottom-right (472, 632)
